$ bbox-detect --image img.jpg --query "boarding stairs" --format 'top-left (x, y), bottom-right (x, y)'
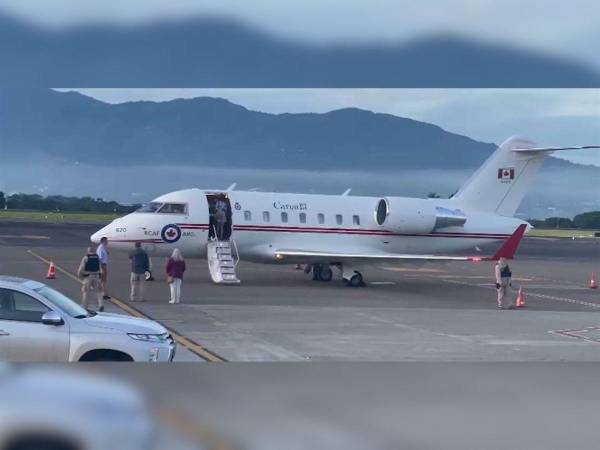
top-left (207, 233), bottom-right (240, 284)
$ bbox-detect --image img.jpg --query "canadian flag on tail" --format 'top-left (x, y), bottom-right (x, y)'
top-left (497, 167), bottom-right (515, 180)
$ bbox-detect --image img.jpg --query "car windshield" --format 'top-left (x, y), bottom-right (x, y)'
top-left (35, 286), bottom-right (90, 318)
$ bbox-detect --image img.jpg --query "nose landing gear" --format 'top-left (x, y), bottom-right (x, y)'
top-left (341, 264), bottom-right (366, 287)
top-left (305, 263), bottom-right (365, 286)
top-left (344, 271), bottom-right (364, 287)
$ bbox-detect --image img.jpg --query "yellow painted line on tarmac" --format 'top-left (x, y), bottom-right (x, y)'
top-left (157, 407), bottom-right (237, 450)
top-left (27, 250), bottom-right (226, 363)
top-left (27, 250), bottom-right (83, 284)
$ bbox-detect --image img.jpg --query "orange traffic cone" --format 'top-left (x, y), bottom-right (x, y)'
top-left (46, 259), bottom-right (57, 279)
top-left (515, 287), bottom-right (525, 308)
top-left (590, 272), bottom-right (598, 289)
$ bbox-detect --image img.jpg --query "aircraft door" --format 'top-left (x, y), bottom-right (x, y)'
top-left (206, 193), bottom-right (233, 241)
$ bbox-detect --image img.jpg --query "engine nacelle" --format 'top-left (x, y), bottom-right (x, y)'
top-left (375, 198), bottom-right (467, 234)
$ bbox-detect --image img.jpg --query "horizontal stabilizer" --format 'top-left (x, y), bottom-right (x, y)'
top-left (513, 145), bottom-right (600, 153)
top-left (453, 137), bottom-right (600, 216)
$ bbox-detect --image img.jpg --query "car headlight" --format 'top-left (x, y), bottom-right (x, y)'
top-left (127, 333), bottom-right (169, 343)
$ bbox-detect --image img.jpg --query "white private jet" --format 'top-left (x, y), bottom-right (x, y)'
top-left (91, 137), bottom-right (599, 286)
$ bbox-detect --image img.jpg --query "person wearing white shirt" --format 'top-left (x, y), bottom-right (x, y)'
top-left (96, 237), bottom-right (111, 300)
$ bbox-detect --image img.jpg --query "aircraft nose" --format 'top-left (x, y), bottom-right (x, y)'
top-left (91, 224), bottom-right (109, 244)
top-left (90, 229), bottom-right (101, 244)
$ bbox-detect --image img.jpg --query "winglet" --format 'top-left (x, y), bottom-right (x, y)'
top-left (482, 224), bottom-right (527, 261)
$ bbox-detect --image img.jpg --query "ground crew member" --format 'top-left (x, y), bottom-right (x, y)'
top-left (77, 247), bottom-right (104, 312)
top-left (96, 236), bottom-right (110, 300)
top-left (495, 257), bottom-right (514, 309)
top-left (129, 242), bottom-right (150, 302)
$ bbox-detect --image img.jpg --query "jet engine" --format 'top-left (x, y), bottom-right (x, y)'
top-left (375, 198), bottom-right (466, 234)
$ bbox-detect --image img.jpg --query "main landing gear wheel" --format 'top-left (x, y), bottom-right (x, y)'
top-left (345, 272), bottom-right (365, 287)
top-left (317, 264), bottom-right (333, 282)
top-left (309, 264), bottom-right (333, 282)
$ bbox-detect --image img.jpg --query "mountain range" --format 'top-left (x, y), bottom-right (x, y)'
top-left (0, 89), bottom-right (596, 176)
top-left (1, 14), bottom-right (599, 87)
top-left (1, 89), bottom-right (598, 218)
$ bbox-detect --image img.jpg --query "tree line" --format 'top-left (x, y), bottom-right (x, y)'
top-left (529, 212), bottom-right (600, 229)
top-left (1, 191), bottom-right (599, 228)
top-left (0, 192), bottom-right (138, 214)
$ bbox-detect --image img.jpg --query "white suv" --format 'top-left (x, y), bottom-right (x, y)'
top-left (0, 365), bottom-right (155, 450)
top-left (0, 276), bottom-right (175, 362)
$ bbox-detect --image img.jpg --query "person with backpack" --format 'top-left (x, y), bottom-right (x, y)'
top-left (129, 242), bottom-right (150, 302)
top-left (77, 247), bottom-right (104, 312)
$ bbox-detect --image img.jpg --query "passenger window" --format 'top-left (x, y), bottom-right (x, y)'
top-left (353, 215), bottom-right (360, 226)
top-left (0, 289), bottom-right (49, 322)
top-left (263, 211), bottom-right (270, 222)
top-left (299, 212), bottom-right (307, 224)
top-left (244, 211), bottom-right (252, 221)
top-left (281, 212), bottom-right (288, 223)
top-left (336, 214), bottom-right (343, 225)
top-left (158, 203), bottom-right (188, 215)
top-left (317, 213), bottom-right (325, 225)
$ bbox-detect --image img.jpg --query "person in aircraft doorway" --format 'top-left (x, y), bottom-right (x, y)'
top-left (214, 206), bottom-right (227, 241)
top-left (77, 247), bottom-right (104, 312)
top-left (495, 257), bottom-right (515, 310)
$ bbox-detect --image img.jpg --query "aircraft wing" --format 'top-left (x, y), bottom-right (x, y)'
top-left (275, 224), bottom-right (527, 263)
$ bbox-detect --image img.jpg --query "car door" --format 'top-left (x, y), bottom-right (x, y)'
top-left (0, 288), bottom-right (70, 362)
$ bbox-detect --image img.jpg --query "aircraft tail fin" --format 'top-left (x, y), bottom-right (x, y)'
top-left (452, 136), bottom-right (599, 216)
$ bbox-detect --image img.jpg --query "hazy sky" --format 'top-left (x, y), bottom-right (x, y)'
top-left (2, 0), bottom-right (600, 69)
top-left (60, 88), bottom-right (600, 167)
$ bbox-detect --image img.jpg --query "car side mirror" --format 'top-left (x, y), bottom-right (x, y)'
top-left (41, 311), bottom-right (64, 326)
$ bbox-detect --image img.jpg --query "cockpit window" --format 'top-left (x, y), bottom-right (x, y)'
top-left (136, 202), bottom-right (162, 213)
top-left (135, 202), bottom-right (188, 214)
top-left (158, 203), bottom-right (188, 215)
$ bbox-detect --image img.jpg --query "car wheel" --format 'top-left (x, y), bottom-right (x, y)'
top-left (6, 436), bottom-right (78, 450)
top-left (80, 349), bottom-right (134, 362)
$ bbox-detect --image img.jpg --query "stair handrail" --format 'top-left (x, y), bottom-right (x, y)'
top-left (211, 224), bottom-right (220, 242)
top-left (231, 238), bottom-right (240, 268)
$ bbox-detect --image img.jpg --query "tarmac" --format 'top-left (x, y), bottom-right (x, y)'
top-left (1, 220), bottom-right (600, 362)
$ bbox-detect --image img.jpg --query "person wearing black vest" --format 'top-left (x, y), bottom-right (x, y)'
top-left (77, 247), bottom-right (104, 312)
top-left (494, 257), bottom-right (514, 309)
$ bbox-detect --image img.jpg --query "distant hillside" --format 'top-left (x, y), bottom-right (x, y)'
top-left (0, 15), bottom-right (599, 87)
top-left (1, 88), bottom-right (595, 176)
top-left (1, 89), bottom-right (599, 218)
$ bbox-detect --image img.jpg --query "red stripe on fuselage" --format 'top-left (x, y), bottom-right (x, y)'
top-left (177, 223), bottom-right (510, 239)
top-left (110, 239), bottom-right (164, 243)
